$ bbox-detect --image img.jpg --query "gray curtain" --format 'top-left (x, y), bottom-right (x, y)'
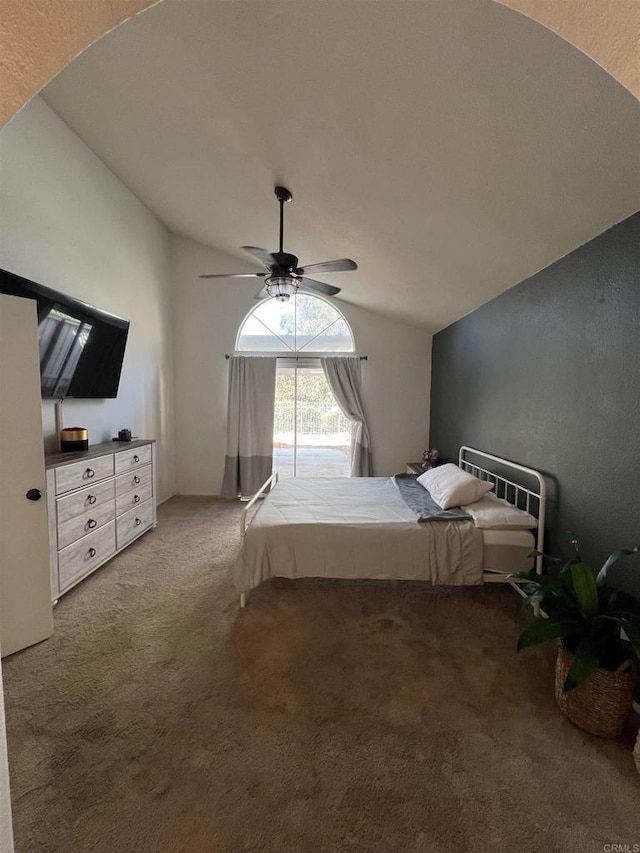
top-left (221, 356), bottom-right (277, 498)
top-left (321, 357), bottom-right (372, 477)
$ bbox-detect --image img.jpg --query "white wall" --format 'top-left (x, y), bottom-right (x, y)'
top-left (171, 234), bottom-right (432, 494)
top-left (0, 97), bottom-right (175, 501)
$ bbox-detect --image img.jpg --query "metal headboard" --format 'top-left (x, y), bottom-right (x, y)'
top-left (458, 446), bottom-right (546, 575)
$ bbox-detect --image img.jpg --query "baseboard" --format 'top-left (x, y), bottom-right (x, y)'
top-left (156, 492), bottom-right (226, 504)
top-left (167, 492), bottom-right (225, 499)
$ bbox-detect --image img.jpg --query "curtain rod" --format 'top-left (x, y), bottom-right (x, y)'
top-left (225, 354), bottom-right (367, 360)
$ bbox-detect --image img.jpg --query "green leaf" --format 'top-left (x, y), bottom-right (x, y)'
top-left (563, 638), bottom-right (603, 692)
top-left (598, 615), bottom-right (640, 660)
top-left (540, 595), bottom-right (581, 622)
top-left (518, 590), bottom-right (544, 611)
top-left (613, 607), bottom-right (640, 622)
top-left (544, 573), bottom-right (577, 596)
top-left (517, 618), bottom-right (579, 652)
top-left (509, 570), bottom-right (572, 597)
top-left (569, 562), bottom-right (599, 618)
top-left (527, 550), bottom-right (566, 567)
top-left (508, 570), bottom-right (540, 585)
top-left (619, 619), bottom-right (640, 660)
top-left (595, 547), bottom-right (640, 586)
top-left (598, 585), bottom-right (618, 613)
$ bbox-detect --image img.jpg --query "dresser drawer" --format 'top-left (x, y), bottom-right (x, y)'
top-left (56, 479), bottom-right (115, 525)
top-left (116, 499), bottom-right (154, 550)
top-left (55, 454), bottom-right (114, 495)
top-left (57, 499), bottom-right (116, 550)
top-left (116, 482), bottom-right (153, 517)
top-left (114, 444), bottom-right (152, 475)
top-left (58, 521), bottom-right (116, 591)
top-left (115, 464), bottom-right (152, 497)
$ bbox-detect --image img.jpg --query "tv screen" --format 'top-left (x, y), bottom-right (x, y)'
top-left (0, 268), bottom-right (129, 399)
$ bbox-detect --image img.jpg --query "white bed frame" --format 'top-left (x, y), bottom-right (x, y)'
top-left (458, 446), bottom-right (546, 589)
top-left (239, 470), bottom-right (279, 608)
top-left (238, 448), bottom-right (546, 607)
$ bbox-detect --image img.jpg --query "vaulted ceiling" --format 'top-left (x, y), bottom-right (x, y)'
top-left (40, 0), bottom-right (640, 331)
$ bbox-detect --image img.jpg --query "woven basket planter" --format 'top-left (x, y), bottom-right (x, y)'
top-left (555, 644), bottom-right (635, 738)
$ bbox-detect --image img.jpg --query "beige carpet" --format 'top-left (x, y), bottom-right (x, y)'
top-left (3, 496), bottom-right (640, 853)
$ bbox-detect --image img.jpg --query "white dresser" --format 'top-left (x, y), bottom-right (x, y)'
top-left (45, 440), bottom-right (156, 601)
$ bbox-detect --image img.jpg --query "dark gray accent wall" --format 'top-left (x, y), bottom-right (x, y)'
top-left (430, 212), bottom-right (640, 591)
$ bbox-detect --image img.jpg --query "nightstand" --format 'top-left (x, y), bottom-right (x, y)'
top-left (406, 462), bottom-right (426, 475)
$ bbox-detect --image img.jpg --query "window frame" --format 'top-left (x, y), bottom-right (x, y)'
top-left (235, 292), bottom-right (355, 356)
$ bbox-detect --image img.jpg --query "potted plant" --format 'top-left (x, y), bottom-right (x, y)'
top-left (512, 544), bottom-right (640, 737)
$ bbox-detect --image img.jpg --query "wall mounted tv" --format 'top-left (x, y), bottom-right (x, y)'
top-left (0, 268), bottom-right (129, 399)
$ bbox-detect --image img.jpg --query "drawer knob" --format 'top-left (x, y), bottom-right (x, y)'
top-left (135, 518), bottom-right (142, 526)
top-left (134, 475), bottom-right (141, 485)
top-left (88, 547), bottom-right (97, 558)
top-left (133, 455), bottom-right (140, 463)
top-left (85, 468), bottom-right (95, 479)
top-left (26, 488), bottom-right (42, 501)
top-left (87, 494), bottom-right (97, 505)
top-left (134, 494), bottom-right (141, 503)
top-left (87, 519), bottom-right (97, 529)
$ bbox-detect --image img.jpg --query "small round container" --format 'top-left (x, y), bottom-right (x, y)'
top-left (60, 427), bottom-right (89, 452)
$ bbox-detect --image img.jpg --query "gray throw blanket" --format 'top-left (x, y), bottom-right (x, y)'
top-left (392, 474), bottom-right (472, 522)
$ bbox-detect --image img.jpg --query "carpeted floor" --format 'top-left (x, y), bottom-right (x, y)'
top-left (3, 496), bottom-right (640, 853)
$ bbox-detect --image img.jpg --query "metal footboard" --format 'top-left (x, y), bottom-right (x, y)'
top-left (238, 470), bottom-right (279, 609)
top-left (240, 470), bottom-right (279, 537)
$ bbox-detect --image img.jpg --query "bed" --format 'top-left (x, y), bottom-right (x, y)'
top-left (233, 446), bottom-right (546, 606)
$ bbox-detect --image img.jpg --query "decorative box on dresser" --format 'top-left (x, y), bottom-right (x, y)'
top-left (45, 440), bottom-right (156, 601)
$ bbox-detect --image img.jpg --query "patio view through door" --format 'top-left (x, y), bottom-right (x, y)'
top-left (274, 365), bottom-right (352, 478)
top-left (235, 291), bottom-right (356, 479)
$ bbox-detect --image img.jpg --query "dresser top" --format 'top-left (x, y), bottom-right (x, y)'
top-left (45, 439), bottom-right (154, 469)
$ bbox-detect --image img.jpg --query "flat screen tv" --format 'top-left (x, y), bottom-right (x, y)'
top-left (0, 268), bottom-right (129, 399)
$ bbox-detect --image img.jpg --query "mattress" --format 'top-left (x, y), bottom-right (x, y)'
top-left (482, 528), bottom-right (536, 575)
top-left (233, 477), bottom-right (535, 593)
top-left (234, 477), bottom-right (487, 592)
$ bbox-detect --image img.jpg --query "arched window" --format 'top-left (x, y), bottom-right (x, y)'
top-left (236, 293), bottom-right (354, 354)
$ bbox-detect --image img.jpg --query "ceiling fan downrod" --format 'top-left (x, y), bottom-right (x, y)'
top-left (274, 185), bottom-right (292, 254)
top-left (265, 186), bottom-right (296, 300)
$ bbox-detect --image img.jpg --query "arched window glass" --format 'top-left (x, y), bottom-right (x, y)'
top-left (236, 293), bottom-right (354, 353)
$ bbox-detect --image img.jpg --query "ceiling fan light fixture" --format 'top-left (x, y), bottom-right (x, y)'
top-left (265, 274), bottom-right (299, 302)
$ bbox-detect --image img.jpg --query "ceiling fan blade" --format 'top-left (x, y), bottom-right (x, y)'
top-left (297, 258), bottom-right (357, 275)
top-left (241, 246), bottom-right (277, 269)
top-left (199, 272), bottom-right (266, 279)
top-left (299, 277), bottom-right (341, 297)
top-left (254, 286), bottom-right (270, 300)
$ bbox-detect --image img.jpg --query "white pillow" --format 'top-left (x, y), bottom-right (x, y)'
top-left (417, 463), bottom-right (494, 509)
top-left (462, 492), bottom-right (538, 530)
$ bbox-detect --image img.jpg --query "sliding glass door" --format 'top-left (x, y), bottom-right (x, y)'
top-left (273, 365), bottom-right (351, 478)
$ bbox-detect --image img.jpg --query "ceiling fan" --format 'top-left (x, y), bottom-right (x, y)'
top-left (199, 186), bottom-right (357, 301)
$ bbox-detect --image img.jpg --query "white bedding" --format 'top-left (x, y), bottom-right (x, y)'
top-left (233, 477), bottom-right (485, 592)
top-left (482, 528), bottom-right (535, 574)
